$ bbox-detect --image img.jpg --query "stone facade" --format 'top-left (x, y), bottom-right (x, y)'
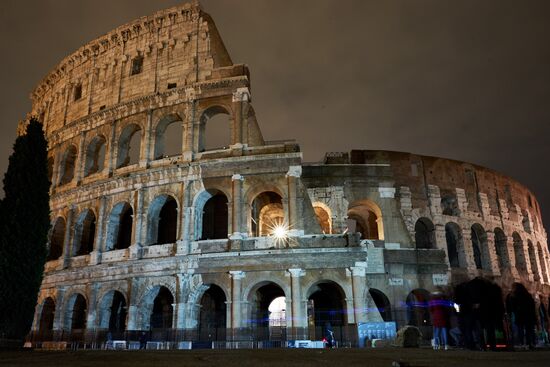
top-left (26, 2), bottom-right (549, 346)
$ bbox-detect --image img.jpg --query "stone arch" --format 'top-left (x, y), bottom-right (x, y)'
top-left (138, 285), bottom-right (175, 331)
top-left (471, 223), bottom-right (491, 270)
top-left (153, 114), bottom-right (183, 159)
top-left (197, 284), bottom-right (228, 341)
top-left (193, 188), bottom-right (230, 240)
top-left (59, 145), bottom-right (77, 185)
top-left (105, 202), bottom-right (133, 251)
top-left (445, 222), bottom-right (463, 268)
top-left (38, 297), bottom-right (56, 337)
top-left (414, 217), bottom-right (436, 249)
top-left (63, 292), bottom-right (88, 331)
top-left (494, 227), bottom-right (510, 270)
top-left (512, 232), bottom-right (527, 273)
top-left (306, 280), bottom-right (348, 342)
top-left (367, 288), bottom-right (392, 322)
top-left (537, 242), bottom-right (549, 284)
top-left (246, 280), bottom-right (288, 340)
top-left (199, 105), bottom-right (232, 152)
top-left (347, 199), bottom-right (384, 240)
top-left (47, 217), bottom-right (65, 261)
top-left (73, 209), bottom-right (96, 256)
top-left (97, 289), bottom-right (128, 332)
top-left (146, 194), bottom-right (178, 245)
top-left (527, 240), bottom-right (539, 281)
top-left (250, 191), bottom-right (284, 237)
top-left (116, 123), bottom-right (142, 168)
top-left (84, 135), bottom-right (107, 176)
top-left (312, 202), bottom-right (332, 234)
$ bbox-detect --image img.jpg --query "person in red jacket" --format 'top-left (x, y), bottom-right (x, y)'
top-left (429, 291), bottom-right (450, 350)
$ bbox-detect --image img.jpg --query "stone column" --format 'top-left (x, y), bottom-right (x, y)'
top-left (129, 188), bottom-right (145, 260)
top-left (89, 196), bottom-right (106, 265)
top-left (106, 120), bottom-right (117, 174)
top-left (126, 278), bottom-right (140, 331)
top-left (230, 174), bottom-right (246, 239)
top-left (61, 206), bottom-right (76, 270)
top-left (51, 149), bottom-right (62, 189)
top-left (140, 109), bottom-right (154, 167)
top-left (288, 268), bottom-right (306, 339)
top-left (177, 181), bottom-right (194, 255)
top-left (75, 131), bottom-right (87, 184)
top-left (182, 88), bottom-right (197, 161)
top-left (52, 287), bottom-right (66, 339)
top-left (460, 229), bottom-right (476, 271)
top-left (485, 231), bottom-right (501, 275)
top-left (229, 270), bottom-right (245, 338)
top-left (505, 236), bottom-right (520, 280)
top-left (231, 87), bottom-right (250, 146)
top-left (350, 265), bottom-right (369, 323)
top-left (434, 223), bottom-right (450, 265)
top-left (286, 166), bottom-right (304, 236)
top-left (86, 284), bottom-right (99, 332)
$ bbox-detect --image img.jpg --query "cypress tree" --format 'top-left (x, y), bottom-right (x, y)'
top-left (0, 118), bottom-right (50, 340)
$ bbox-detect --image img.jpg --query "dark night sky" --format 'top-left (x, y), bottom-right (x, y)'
top-left (1, 0), bottom-right (549, 227)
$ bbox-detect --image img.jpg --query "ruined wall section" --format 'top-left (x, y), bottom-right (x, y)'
top-left (29, 2), bottom-right (231, 137)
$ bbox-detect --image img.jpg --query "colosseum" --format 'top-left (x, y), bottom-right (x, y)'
top-left (25, 1), bottom-right (549, 348)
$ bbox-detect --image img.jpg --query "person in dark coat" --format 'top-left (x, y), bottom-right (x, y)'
top-left (429, 292), bottom-right (450, 350)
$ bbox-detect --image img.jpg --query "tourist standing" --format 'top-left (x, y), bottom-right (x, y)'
top-left (429, 292), bottom-right (450, 350)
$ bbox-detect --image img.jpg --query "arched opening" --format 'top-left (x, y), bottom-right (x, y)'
top-left (84, 135), bottom-right (106, 176)
top-left (251, 191), bottom-right (284, 237)
top-left (59, 145), bottom-right (77, 185)
top-left (73, 210), bottom-right (96, 256)
top-left (537, 243), bottom-right (549, 284)
top-left (313, 204), bottom-right (332, 234)
top-left (38, 298), bottom-right (55, 339)
top-left (198, 285), bottom-right (227, 341)
top-left (201, 192), bottom-right (228, 240)
top-left (199, 106), bottom-right (231, 152)
top-left (414, 217), bottom-right (436, 249)
top-left (70, 294), bottom-right (87, 331)
top-left (47, 217), bottom-right (65, 261)
top-left (471, 224), bottom-right (490, 270)
top-left (117, 124), bottom-right (142, 168)
top-left (150, 286), bottom-right (174, 330)
top-left (494, 228), bottom-right (509, 271)
top-left (347, 200), bottom-right (384, 240)
top-left (441, 194), bottom-right (459, 216)
top-left (527, 240), bottom-right (539, 281)
top-left (406, 289), bottom-right (431, 339)
top-left (106, 202), bottom-right (133, 251)
top-left (368, 288), bottom-right (392, 322)
top-left (307, 281), bottom-right (347, 343)
top-left (513, 232), bottom-right (527, 273)
top-left (249, 282), bottom-right (286, 341)
top-left (445, 222), bottom-right (462, 268)
top-left (108, 291), bottom-right (127, 334)
top-left (154, 115), bottom-right (183, 159)
top-left (147, 195), bottom-right (178, 245)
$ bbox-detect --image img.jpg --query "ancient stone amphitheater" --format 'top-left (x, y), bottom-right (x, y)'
top-left (26, 2), bottom-right (549, 348)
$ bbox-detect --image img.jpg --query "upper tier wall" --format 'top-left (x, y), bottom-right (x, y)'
top-left (29, 1), bottom-right (232, 137)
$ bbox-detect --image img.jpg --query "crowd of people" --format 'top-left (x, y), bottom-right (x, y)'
top-left (426, 278), bottom-right (548, 350)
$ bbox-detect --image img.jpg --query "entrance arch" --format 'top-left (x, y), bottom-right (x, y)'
top-left (368, 288), bottom-right (392, 322)
top-left (197, 285), bottom-right (227, 341)
top-left (38, 298), bottom-right (55, 339)
top-left (147, 195), bottom-right (178, 245)
top-left (150, 286), bottom-right (174, 331)
top-left (307, 281), bottom-right (347, 343)
top-left (98, 290), bottom-right (127, 336)
top-left (406, 289), bottom-right (431, 339)
top-left (250, 191), bottom-right (284, 237)
top-left (248, 282), bottom-right (287, 341)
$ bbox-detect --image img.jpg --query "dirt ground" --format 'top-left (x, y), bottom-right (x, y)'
top-left (1, 348), bottom-right (550, 367)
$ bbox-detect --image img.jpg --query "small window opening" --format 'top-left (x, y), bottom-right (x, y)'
top-left (131, 56), bottom-right (143, 76)
top-left (167, 83), bottom-right (177, 89)
top-left (74, 84), bottom-right (82, 101)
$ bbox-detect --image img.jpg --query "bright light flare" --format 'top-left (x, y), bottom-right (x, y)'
top-left (272, 225), bottom-right (288, 239)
